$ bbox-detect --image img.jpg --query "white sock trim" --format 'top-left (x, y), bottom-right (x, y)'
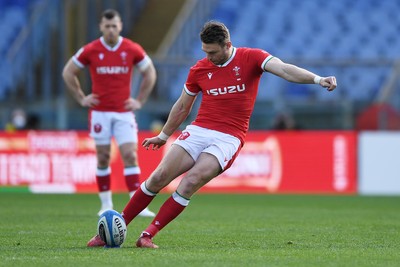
top-left (172, 191), bottom-right (190, 206)
top-left (99, 190), bottom-right (113, 206)
top-left (96, 167), bottom-right (111, 176)
top-left (124, 166), bottom-right (141, 175)
top-left (140, 182), bottom-right (157, 197)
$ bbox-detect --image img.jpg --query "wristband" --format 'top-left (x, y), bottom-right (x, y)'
top-left (314, 76), bottom-right (322, 85)
top-left (157, 131), bottom-right (170, 141)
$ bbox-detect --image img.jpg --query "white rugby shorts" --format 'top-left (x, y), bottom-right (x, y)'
top-left (173, 125), bottom-right (241, 170)
top-left (89, 110), bottom-right (138, 145)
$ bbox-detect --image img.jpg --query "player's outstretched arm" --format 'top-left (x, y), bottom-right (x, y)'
top-left (142, 90), bottom-right (196, 150)
top-left (264, 57), bottom-right (337, 91)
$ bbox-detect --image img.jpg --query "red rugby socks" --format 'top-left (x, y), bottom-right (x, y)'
top-left (122, 182), bottom-right (156, 225)
top-left (143, 192), bottom-right (190, 237)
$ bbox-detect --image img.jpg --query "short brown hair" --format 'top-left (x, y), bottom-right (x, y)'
top-left (101, 9), bottom-right (121, 20)
top-left (200, 21), bottom-right (230, 46)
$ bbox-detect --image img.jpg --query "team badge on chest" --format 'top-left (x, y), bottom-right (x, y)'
top-left (120, 51), bottom-right (127, 64)
top-left (233, 66), bottom-right (241, 81)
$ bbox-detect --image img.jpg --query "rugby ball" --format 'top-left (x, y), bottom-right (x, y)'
top-left (97, 210), bottom-right (127, 248)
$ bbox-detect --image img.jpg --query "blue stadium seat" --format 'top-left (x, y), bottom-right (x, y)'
top-left (171, 0), bottom-right (397, 104)
top-left (203, 0), bottom-right (397, 102)
top-left (258, 75), bottom-right (285, 100)
top-left (0, 1), bottom-right (31, 98)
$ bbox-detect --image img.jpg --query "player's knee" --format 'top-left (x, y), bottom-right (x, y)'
top-left (121, 151), bottom-right (137, 164)
top-left (97, 152), bottom-right (110, 166)
top-left (181, 173), bottom-right (204, 191)
top-left (148, 167), bottom-right (170, 190)
top-left (184, 178), bottom-right (199, 189)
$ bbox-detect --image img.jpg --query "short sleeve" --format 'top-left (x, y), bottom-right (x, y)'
top-left (72, 47), bottom-right (88, 68)
top-left (248, 48), bottom-right (273, 71)
top-left (184, 66), bottom-right (201, 96)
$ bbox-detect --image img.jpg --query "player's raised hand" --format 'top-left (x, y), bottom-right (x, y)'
top-left (142, 136), bottom-right (166, 150)
top-left (81, 94), bottom-right (99, 107)
top-left (124, 98), bottom-right (142, 111)
top-left (320, 76), bottom-right (337, 91)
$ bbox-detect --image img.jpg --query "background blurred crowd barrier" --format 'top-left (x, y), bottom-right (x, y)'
top-left (0, 130), bottom-right (357, 194)
top-left (1, 130), bottom-right (399, 196)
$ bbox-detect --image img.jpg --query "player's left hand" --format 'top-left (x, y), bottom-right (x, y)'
top-left (124, 98), bottom-right (142, 111)
top-left (320, 76), bottom-right (337, 91)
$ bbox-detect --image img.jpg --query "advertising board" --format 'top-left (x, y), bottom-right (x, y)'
top-left (0, 131), bottom-right (357, 194)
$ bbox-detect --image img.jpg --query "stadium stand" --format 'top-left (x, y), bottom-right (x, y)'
top-left (0, 0), bottom-right (30, 99)
top-left (0, 0), bottom-right (147, 129)
top-left (152, 0), bottom-right (399, 129)
top-left (206, 0), bottom-right (400, 104)
top-left (1, 0), bottom-right (399, 130)
top-left (160, 0), bottom-right (399, 103)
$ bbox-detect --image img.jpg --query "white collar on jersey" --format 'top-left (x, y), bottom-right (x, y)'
top-left (100, 36), bottom-right (123, 51)
top-left (217, 47), bottom-right (237, 67)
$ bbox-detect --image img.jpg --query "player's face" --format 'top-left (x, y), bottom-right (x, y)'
top-left (202, 42), bottom-right (232, 65)
top-left (100, 16), bottom-right (123, 45)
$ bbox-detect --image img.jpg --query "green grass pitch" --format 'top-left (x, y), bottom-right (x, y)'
top-left (0, 192), bottom-right (399, 267)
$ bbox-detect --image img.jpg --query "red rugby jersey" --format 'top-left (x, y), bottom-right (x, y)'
top-left (73, 36), bottom-right (150, 112)
top-left (185, 47), bottom-right (273, 143)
